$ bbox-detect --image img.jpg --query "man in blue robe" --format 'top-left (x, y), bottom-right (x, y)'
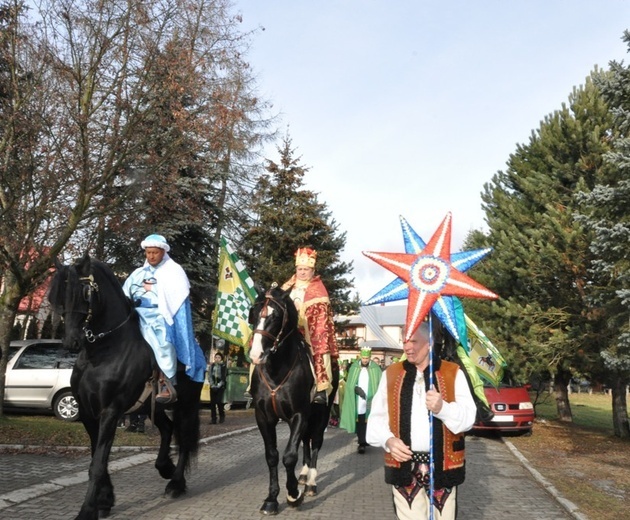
top-left (123, 234), bottom-right (206, 403)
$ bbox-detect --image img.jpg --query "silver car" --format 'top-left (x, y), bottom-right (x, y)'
top-left (4, 339), bottom-right (79, 422)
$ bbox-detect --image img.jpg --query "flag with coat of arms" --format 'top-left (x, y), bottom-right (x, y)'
top-left (212, 238), bottom-right (257, 349)
top-left (465, 315), bottom-right (507, 388)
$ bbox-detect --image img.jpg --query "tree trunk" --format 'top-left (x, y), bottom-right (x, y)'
top-left (611, 375), bottom-right (630, 439)
top-left (0, 279), bottom-right (22, 418)
top-left (554, 367), bottom-right (573, 422)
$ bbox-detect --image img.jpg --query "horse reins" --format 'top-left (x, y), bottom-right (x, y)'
top-left (256, 345), bottom-right (302, 417)
top-left (253, 290), bottom-right (301, 416)
top-left (78, 274), bottom-right (134, 343)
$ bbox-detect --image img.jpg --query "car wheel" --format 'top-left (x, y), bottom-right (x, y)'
top-left (224, 402), bottom-right (231, 411)
top-left (53, 391), bottom-right (79, 422)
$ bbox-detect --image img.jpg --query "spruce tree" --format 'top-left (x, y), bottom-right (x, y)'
top-left (469, 74), bottom-right (615, 421)
top-left (577, 40), bottom-right (630, 437)
top-left (241, 135), bottom-right (356, 316)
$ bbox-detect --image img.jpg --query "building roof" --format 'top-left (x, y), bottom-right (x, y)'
top-left (335, 304), bottom-right (406, 351)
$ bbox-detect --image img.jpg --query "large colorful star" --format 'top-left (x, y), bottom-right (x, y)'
top-left (363, 213), bottom-right (498, 342)
top-left (365, 215), bottom-right (493, 346)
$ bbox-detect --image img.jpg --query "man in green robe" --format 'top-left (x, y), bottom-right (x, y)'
top-left (340, 347), bottom-right (383, 453)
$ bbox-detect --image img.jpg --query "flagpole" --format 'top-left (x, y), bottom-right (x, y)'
top-left (428, 314), bottom-right (435, 520)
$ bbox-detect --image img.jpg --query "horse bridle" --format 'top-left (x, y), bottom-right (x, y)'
top-left (77, 274), bottom-right (133, 343)
top-left (252, 291), bottom-right (293, 354)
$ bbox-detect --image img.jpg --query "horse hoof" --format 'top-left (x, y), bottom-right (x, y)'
top-left (305, 484), bottom-right (318, 496)
top-left (164, 483), bottom-right (187, 499)
top-left (259, 500), bottom-right (279, 515)
top-left (287, 490), bottom-right (304, 508)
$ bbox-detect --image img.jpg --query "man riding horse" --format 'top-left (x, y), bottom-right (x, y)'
top-left (122, 233), bottom-right (206, 403)
top-left (281, 247), bottom-right (339, 405)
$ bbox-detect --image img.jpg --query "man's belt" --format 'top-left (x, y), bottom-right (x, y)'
top-left (411, 451), bottom-right (430, 464)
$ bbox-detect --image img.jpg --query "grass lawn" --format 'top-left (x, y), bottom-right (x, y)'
top-left (532, 390), bottom-right (615, 431)
top-left (0, 413), bottom-right (153, 448)
top-left (508, 391), bottom-right (629, 520)
top-left (0, 407), bottom-right (257, 450)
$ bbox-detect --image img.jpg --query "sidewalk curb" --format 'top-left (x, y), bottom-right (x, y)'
top-left (0, 425), bottom-right (257, 510)
top-left (503, 440), bottom-right (589, 520)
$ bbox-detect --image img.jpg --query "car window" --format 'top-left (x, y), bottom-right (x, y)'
top-left (8, 346), bottom-right (21, 363)
top-left (13, 344), bottom-right (63, 369)
top-left (58, 349), bottom-right (78, 369)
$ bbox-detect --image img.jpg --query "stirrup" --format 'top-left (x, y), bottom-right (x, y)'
top-left (156, 376), bottom-right (178, 404)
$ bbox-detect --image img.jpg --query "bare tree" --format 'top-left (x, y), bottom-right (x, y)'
top-left (0, 0), bottom-right (273, 414)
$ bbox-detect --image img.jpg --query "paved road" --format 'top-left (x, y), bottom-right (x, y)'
top-left (0, 424), bottom-right (581, 519)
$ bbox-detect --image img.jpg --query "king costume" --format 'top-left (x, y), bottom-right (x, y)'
top-left (281, 247), bottom-right (339, 401)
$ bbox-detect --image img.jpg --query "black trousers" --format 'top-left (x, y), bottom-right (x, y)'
top-left (356, 413), bottom-right (367, 446)
top-left (210, 388), bottom-right (225, 421)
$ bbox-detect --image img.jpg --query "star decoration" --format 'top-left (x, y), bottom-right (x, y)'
top-left (365, 215), bottom-right (493, 345)
top-left (363, 213), bottom-right (498, 342)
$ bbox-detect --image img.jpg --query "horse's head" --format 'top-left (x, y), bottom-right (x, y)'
top-left (48, 254), bottom-right (127, 350)
top-left (248, 284), bottom-right (298, 365)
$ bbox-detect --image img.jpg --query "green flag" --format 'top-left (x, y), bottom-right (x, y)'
top-left (212, 238), bottom-right (257, 349)
top-left (465, 315), bottom-right (507, 388)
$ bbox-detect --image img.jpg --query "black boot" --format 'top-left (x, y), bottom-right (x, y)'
top-left (313, 390), bottom-right (327, 405)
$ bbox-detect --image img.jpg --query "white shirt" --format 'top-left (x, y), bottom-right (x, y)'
top-left (366, 367), bottom-right (477, 453)
top-left (357, 366), bottom-right (370, 415)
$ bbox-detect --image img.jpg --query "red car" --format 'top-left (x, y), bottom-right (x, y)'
top-left (473, 384), bottom-right (534, 434)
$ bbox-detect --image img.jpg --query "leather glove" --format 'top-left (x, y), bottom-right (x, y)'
top-left (354, 386), bottom-right (366, 399)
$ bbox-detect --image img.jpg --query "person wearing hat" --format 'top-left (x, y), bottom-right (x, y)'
top-left (281, 247), bottom-right (339, 405)
top-left (340, 346), bottom-right (383, 453)
top-left (366, 320), bottom-right (477, 520)
top-left (122, 234), bottom-right (206, 404)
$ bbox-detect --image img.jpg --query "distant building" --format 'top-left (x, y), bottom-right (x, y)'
top-left (335, 304), bottom-right (406, 367)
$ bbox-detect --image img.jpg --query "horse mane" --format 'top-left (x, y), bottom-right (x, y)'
top-left (272, 285), bottom-right (299, 326)
top-left (48, 255), bottom-right (130, 314)
top-left (47, 262), bottom-right (67, 314)
top-left (89, 259), bottom-right (127, 298)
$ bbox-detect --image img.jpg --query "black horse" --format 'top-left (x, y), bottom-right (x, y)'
top-left (48, 254), bottom-right (202, 520)
top-left (248, 285), bottom-right (338, 515)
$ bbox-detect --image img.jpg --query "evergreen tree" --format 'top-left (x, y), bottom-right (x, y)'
top-left (469, 74), bottom-right (615, 421)
top-left (576, 40), bottom-right (630, 438)
top-left (241, 135), bottom-right (356, 316)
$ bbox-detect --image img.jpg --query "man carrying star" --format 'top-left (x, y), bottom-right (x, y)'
top-left (363, 213), bottom-right (499, 519)
top-left (366, 319), bottom-right (477, 519)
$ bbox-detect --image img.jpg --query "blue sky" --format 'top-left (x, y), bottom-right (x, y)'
top-left (234, 0), bottom-right (630, 300)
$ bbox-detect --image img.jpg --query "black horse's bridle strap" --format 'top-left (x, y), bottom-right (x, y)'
top-left (252, 292), bottom-right (293, 353)
top-left (79, 275), bottom-right (134, 343)
top-left (256, 344), bottom-right (302, 417)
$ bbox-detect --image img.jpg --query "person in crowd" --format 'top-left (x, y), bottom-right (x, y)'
top-left (125, 412), bottom-right (147, 433)
top-left (281, 247), bottom-right (339, 405)
top-left (208, 351), bottom-right (227, 424)
top-left (329, 359), bottom-right (350, 427)
top-left (122, 233), bottom-right (206, 404)
top-left (366, 320), bottom-right (477, 520)
top-left (340, 347), bottom-right (383, 453)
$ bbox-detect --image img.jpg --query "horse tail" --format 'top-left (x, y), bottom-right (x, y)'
top-left (173, 377), bottom-right (202, 467)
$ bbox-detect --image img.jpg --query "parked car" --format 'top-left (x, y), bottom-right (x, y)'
top-left (473, 383), bottom-right (534, 434)
top-left (4, 339), bottom-right (79, 422)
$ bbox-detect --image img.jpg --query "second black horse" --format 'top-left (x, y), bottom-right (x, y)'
top-left (248, 285), bottom-right (338, 515)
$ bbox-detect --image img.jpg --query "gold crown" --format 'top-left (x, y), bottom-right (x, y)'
top-left (295, 247), bottom-right (317, 268)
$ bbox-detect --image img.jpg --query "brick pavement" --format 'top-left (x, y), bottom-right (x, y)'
top-left (0, 424), bottom-right (583, 519)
